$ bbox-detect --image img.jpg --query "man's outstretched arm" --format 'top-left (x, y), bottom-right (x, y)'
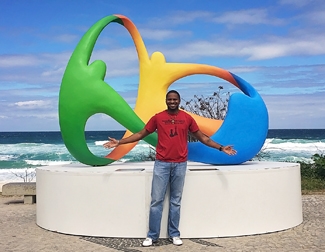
top-left (103, 128), bottom-right (151, 149)
top-left (191, 130), bottom-right (237, 155)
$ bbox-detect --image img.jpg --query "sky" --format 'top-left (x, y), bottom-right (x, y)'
top-left (0, 0), bottom-right (324, 131)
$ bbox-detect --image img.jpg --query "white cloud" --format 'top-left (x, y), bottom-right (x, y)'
top-left (0, 54), bottom-right (41, 67)
top-left (227, 66), bottom-right (261, 73)
top-left (0, 52), bottom-right (70, 69)
top-left (161, 40), bottom-right (238, 60)
top-left (159, 29), bottom-right (325, 61)
top-left (54, 34), bottom-right (79, 43)
top-left (212, 9), bottom-right (284, 25)
top-left (245, 35), bottom-right (325, 60)
top-left (24, 113), bottom-right (58, 119)
top-left (153, 9), bottom-right (284, 27)
top-left (263, 93), bottom-right (325, 128)
top-left (41, 67), bottom-right (65, 77)
top-left (13, 100), bottom-right (52, 110)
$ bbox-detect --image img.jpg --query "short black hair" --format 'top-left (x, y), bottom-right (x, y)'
top-left (166, 90), bottom-right (180, 100)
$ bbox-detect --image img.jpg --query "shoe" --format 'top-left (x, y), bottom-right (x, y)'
top-left (142, 237), bottom-right (153, 247)
top-left (170, 236), bottom-right (183, 246)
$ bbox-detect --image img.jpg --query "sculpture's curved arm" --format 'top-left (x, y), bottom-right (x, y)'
top-left (59, 15), bottom-right (157, 166)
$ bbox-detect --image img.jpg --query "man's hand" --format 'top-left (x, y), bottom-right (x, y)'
top-left (222, 145), bottom-right (237, 155)
top-left (103, 137), bottom-right (119, 149)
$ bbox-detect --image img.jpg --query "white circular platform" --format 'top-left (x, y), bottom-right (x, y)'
top-left (36, 161), bottom-right (302, 238)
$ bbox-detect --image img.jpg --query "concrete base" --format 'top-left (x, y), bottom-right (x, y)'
top-left (36, 161), bottom-right (303, 238)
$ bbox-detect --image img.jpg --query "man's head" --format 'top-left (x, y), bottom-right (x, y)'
top-left (166, 90), bottom-right (181, 112)
top-left (166, 90), bottom-right (180, 100)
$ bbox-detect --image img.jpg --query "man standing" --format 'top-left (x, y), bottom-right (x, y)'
top-left (104, 90), bottom-right (236, 247)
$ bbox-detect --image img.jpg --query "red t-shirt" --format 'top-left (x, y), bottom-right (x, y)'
top-left (145, 110), bottom-right (199, 162)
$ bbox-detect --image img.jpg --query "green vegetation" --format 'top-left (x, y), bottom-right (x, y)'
top-left (180, 87), bottom-right (230, 120)
top-left (299, 153), bottom-right (325, 194)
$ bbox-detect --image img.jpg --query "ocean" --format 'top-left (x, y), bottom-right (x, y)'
top-left (0, 129), bottom-right (325, 182)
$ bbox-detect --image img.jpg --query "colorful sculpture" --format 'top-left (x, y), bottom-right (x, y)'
top-left (59, 15), bottom-right (268, 166)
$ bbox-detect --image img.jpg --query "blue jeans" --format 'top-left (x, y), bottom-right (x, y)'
top-left (147, 160), bottom-right (187, 240)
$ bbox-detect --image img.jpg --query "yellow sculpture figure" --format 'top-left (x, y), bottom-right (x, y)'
top-left (106, 15), bottom-right (230, 161)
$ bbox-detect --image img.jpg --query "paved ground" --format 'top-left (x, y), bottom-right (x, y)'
top-left (0, 194), bottom-right (324, 252)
